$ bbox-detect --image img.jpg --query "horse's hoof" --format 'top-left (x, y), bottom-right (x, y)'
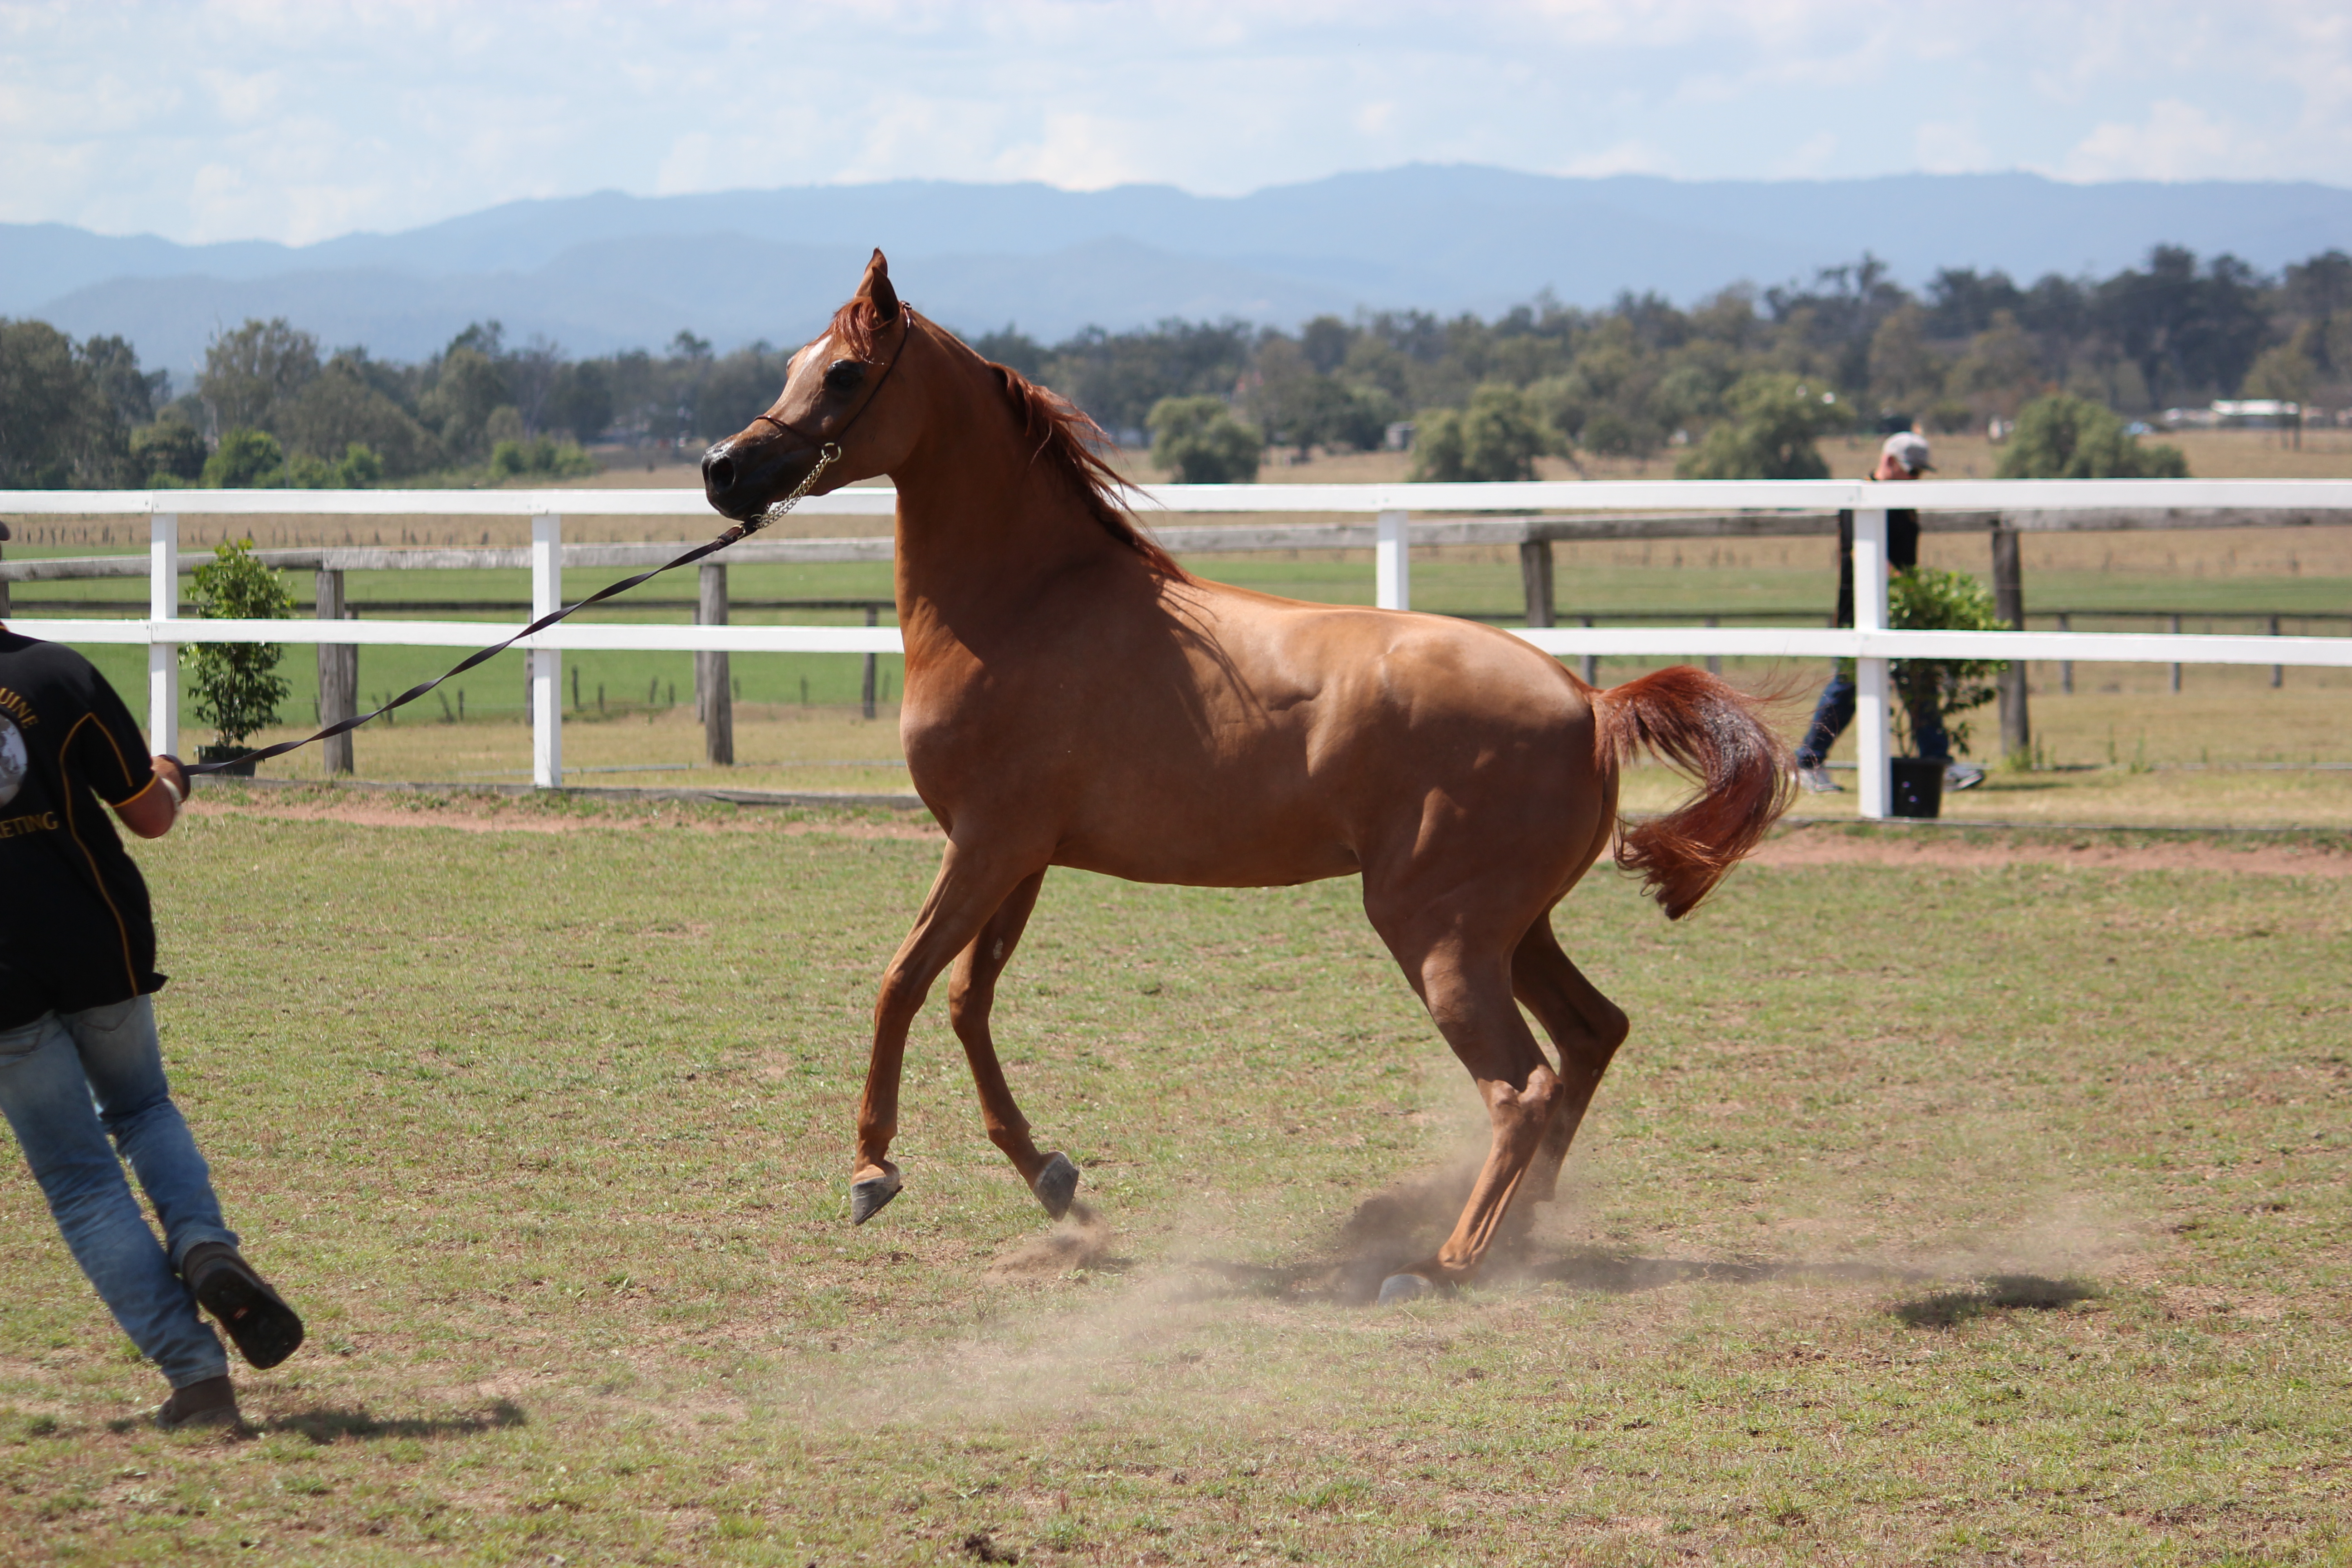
top-left (1031, 1152), bottom-right (1080, 1220)
top-left (849, 1171), bottom-right (902, 1226)
top-left (1377, 1273), bottom-right (1436, 1305)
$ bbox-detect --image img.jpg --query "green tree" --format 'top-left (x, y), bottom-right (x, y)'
top-left (1148, 395), bottom-right (1260, 484)
top-left (199, 318), bottom-right (320, 433)
top-left (77, 334), bottom-right (167, 427)
top-left (1411, 382), bottom-right (1551, 481)
top-left (545, 360), bottom-right (614, 444)
top-left (1994, 393), bottom-right (2189, 478)
top-left (1887, 566), bottom-right (2008, 758)
top-left (183, 540), bottom-right (294, 751)
top-left (1675, 372), bottom-right (1848, 479)
top-left (0, 319), bottom-right (128, 487)
top-left (276, 358), bottom-right (443, 476)
top-left (200, 428), bottom-right (286, 487)
top-left (131, 413), bottom-right (208, 484)
top-left (420, 343), bottom-right (513, 462)
top-left (2241, 333), bottom-right (2317, 405)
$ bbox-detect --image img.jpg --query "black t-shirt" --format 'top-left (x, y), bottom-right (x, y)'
top-left (1833, 507), bottom-right (1921, 628)
top-left (0, 630), bottom-right (166, 1028)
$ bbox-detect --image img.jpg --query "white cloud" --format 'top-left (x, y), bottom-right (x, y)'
top-left (1772, 131), bottom-right (1839, 179)
top-left (1555, 141), bottom-right (1676, 178)
top-left (1915, 118), bottom-right (1991, 174)
top-left (2058, 99), bottom-right (2263, 182)
top-left (1, 0), bottom-right (2349, 243)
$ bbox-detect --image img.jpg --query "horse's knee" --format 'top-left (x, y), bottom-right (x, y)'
top-left (874, 965), bottom-right (932, 1029)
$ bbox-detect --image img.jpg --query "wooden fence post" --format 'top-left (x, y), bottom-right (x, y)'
top-left (316, 568), bottom-right (356, 775)
top-left (862, 605), bottom-right (879, 720)
top-left (1579, 616), bottom-right (1597, 686)
top-left (2269, 614), bottom-right (2283, 687)
top-left (2058, 612), bottom-right (2073, 694)
top-left (1990, 523), bottom-right (2030, 761)
top-left (1704, 616), bottom-right (1721, 676)
top-left (697, 562), bottom-right (733, 765)
top-left (1518, 539), bottom-right (1553, 627)
top-left (2169, 614), bottom-right (2182, 693)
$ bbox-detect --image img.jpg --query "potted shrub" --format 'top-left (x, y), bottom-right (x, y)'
top-left (1885, 566), bottom-right (2008, 818)
top-left (183, 539), bottom-right (295, 774)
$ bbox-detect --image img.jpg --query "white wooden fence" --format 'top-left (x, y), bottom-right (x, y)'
top-left (5, 479), bottom-right (2350, 818)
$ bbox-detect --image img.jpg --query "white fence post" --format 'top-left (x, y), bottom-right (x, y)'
top-left (148, 511), bottom-right (178, 758)
top-left (1852, 507), bottom-right (1890, 820)
top-left (531, 514), bottom-right (563, 788)
top-left (1376, 509), bottom-right (1410, 611)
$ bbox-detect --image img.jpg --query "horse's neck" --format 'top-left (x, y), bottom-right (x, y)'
top-left (887, 403), bottom-right (1137, 637)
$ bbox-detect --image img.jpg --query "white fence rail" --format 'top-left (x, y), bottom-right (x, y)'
top-left (5, 480), bottom-right (2350, 819)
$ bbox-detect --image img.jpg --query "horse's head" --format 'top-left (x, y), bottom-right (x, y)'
top-left (701, 249), bottom-right (921, 523)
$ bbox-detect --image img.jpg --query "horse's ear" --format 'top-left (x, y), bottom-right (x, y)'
top-left (857, 248), bottom-right (899, 324)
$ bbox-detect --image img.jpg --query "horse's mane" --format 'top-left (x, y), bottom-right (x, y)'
top-left (829, 296), bottom-right (1181, 578)
top-left (988, 363), bottom-right (1183, 578)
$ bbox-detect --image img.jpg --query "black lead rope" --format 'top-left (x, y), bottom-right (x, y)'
top-left (179, 450), bottom-right (843, 778)
top-left (178, 304), bottom-right (915, 780)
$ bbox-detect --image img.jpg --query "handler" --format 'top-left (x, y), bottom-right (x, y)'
top-left (1793, 430), bottom-right (1986, 794)
top-left (0, 534), bottom-right (304, 1431)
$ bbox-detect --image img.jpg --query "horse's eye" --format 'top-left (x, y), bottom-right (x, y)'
top-left (823, 359), bottom-right (866, 393)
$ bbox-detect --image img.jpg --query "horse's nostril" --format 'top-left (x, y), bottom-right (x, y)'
top-left (707, 455), bottom-right (736, 492)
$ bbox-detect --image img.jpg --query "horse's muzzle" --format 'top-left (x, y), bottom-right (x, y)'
top-left (701, 436), bottom-right (821, 522)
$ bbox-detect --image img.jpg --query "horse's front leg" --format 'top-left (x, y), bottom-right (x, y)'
top-left (946, 869), bottom-right (1080, 1219)
top-left (853, 843), bottom-right (1044, 1225)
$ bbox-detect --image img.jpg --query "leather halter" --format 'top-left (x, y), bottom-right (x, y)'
top-left (752, 304), bottom-right (918, 453)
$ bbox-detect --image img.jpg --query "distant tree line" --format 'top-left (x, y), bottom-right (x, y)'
top-left (2, 242), bottom-right (2345, 489)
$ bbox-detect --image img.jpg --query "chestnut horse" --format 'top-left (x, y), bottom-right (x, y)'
top-left (703, 253), bottom-right (1791, 1298)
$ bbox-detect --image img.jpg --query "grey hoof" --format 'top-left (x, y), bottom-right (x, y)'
top-left (1377, 1273), bottom-right (1436, 1306)
top-left (1032, 1152), bottom-right (1080, 1220)
top-left (849, 1173), bottom-right (901, 1226)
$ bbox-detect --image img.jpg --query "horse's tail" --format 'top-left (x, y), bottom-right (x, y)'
top-left (1588, 666), bottom-right (1794, 921)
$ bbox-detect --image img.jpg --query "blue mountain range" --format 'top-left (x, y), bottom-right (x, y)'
top-left (7, 166), bottom-right (2348, 372)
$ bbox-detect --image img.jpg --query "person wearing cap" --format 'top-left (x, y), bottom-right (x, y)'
top-left (0, 526), bottom-right (304, 1431)
top-left (1792, 431), bottom-right (1987, 793)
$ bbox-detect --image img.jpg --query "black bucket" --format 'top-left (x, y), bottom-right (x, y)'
top-left (196, 745), bottom-right (258, 778)
top-left (1890, 757), bottom-right (1944, 818)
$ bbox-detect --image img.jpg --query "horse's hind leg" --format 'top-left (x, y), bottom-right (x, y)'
top-left (947, 870), bottom-right (1081, 1219)
top-left (1511, 915), bottom-right (1629, 1206)
top-left (1367, 911), bottom-right (1561, 1297)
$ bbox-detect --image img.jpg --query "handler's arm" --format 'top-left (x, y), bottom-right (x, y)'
top-left (112, 755), bottom-right (188, 840)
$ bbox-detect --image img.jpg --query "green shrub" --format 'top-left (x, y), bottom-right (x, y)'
top-left (1994, 393), bottom-right (2188, 478)
top-left (199, 428), bottom-right (284, 488)
top-left (182, 539), bottom-right (294, 750)
top-left (1886, 566), bottom-right (2008, 758)
top-left (197, 430), bottom-right (385, 489)
top-left (1676, 372), bottom-right (1848, 480)
top-left (1410, 383), bottom-right (1552, 481)
top-left (489, 436), bottom-right (599, 480)
top-left (1148, 396), bottom-right (1260, 484)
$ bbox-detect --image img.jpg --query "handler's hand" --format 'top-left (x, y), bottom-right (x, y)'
top-left (113, 754), bottom-right (188, 840)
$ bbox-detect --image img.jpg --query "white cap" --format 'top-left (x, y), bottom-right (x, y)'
top-left (1881, 431), bottom-right (1933, 473)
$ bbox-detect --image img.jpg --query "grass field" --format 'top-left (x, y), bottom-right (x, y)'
top-left (1, 797), bottom-right (2345, 1564)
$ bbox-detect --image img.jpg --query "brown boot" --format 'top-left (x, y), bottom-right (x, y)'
top-left (181, 1244), bottom-right (305, 1370)
top-left (156, 1375), bottom-right (241, 1431)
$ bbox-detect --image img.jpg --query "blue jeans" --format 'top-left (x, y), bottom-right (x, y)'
top-left (1795, 669), bottom-right (1949, 769)
top-left (0, 996), bottom-right (234, 1388)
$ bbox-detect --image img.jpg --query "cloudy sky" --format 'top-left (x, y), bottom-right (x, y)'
top-left (5, 0), bottom-right (2348, 246)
